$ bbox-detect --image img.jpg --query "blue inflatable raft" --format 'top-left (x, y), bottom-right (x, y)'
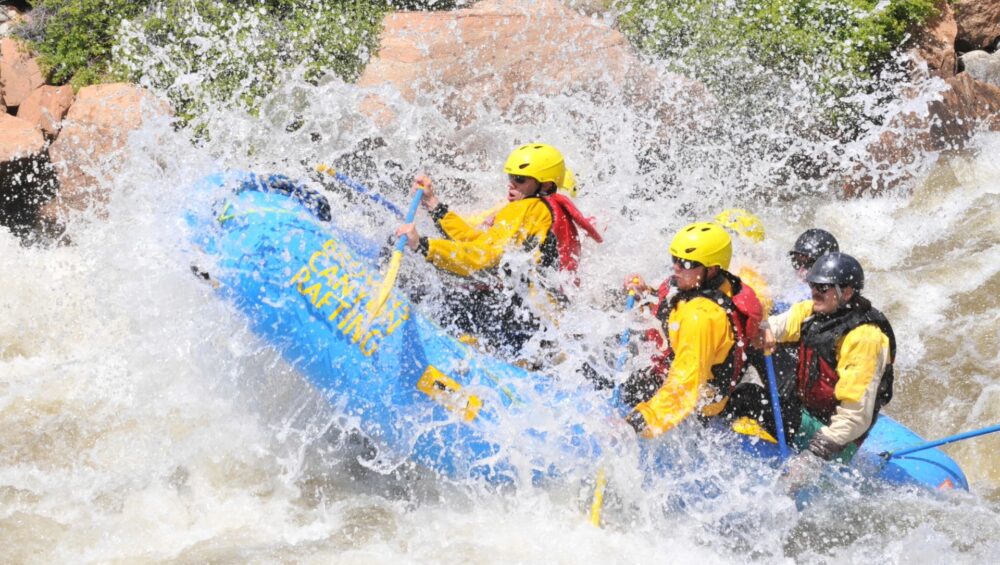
top-left (185, 171), bottom-right (968, 492)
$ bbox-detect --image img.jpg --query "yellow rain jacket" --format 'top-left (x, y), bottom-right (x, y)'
top-left (455, 202), bottom-right (506, 231)
top-left (630, 278), bottom-right (737, 438)
top-left (425, 198), bottom-right (553, 277)
top-left (769, 300), bottom-right (892, 446)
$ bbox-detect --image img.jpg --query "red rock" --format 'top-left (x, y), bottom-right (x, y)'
top-left (0, 113), bottom-right (52, 236)
top-left (0, 112), bottom-right (45, 161)
top-left (16, 85), bottom-right (75, 137)
top-left (357, 0), bottom-right (708, 127)
top-left (954, 0), bottom-right (1000, 51)
top-left (41, 83), bottom-right (171, 223)
top-left (0, 37), bottom-right (44, 108)
top-left (61, 83), bottom-right (171, 130)
top-left (909, 0), bottom-right (958, 78)
top-left (845, 72), bottom-right (1000, 195)
top-left (928, 72), bottom-right (1000, 146)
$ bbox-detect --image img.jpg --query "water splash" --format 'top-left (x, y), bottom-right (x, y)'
top-left (2, 2), bottom-right (999, 561)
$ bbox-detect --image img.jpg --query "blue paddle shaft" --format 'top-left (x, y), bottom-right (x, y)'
top-left (764, 354), bottom-right (790, 459)
top-left (611, 292), bottom-right (637, 415)
top-left (615, 293), bottom-right (636, 369)
top-left (889, 422), bottom-right (1000, 459)
top-left (395, 189), bottom-right (425, 252)
top-left (333, 171), bottom-right (405, 219)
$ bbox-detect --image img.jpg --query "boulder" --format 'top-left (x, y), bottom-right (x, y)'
top-left (954, 0), bottom-right (1000, 52)
top-left (909, 0), bottom-right (958, 78)
top-left (0, 37), bottom-right (44, 108)
top-left (927, 72), bottom-right (1000, 145)
top-left (41, 83), bottom-right (171, 224)
top-left (357, 0), bottom-right (709, 128)
top-left (845, 72), bottom-right (1000, 195)
top-left (0, 4), bottom-right (22, 36)
top-left (0, 112), bottom-right (55, 238)
top-left (17, 85), bottom-right (75, 137)
top-left (0, 112), bottom-right (44, 162)
top-left (960, 50), bottom-right (1000, 87)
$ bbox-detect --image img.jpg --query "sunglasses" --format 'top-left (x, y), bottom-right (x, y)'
top-left (509, 175), bottom-right (533, 185)
top-left (672, 255), bottom-right (704, 270)
top-left (809, 282), bottom-right (835, 293)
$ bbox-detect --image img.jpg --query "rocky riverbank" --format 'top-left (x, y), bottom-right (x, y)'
top-left (1, 0), bottom-right (999, 241)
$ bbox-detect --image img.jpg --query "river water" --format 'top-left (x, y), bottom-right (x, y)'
top-left (1, 5), bottom-right (999, 564)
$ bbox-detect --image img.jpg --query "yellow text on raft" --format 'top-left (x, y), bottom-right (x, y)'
top-left (287, 239), bottom-right (410, 356)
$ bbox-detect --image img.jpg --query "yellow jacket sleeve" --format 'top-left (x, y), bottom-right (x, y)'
top-left (451, 202), bottom-right (506, 235)
top-left (815, 324), bottom-right (891, 446)
top-left (833, 325), bottom-right (890, 403)
top-left (768, 300), bottom-right (813, 343)
top-left (633, 296), bottom-right (735, 437)
top-left (437, 210), bottom-right (485, 242)
top-left (424, 198), bottom-right (552, 277)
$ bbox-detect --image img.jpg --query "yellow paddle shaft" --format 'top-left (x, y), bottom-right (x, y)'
top-left (589, 468), bottom-right (608, 527)
top-left (367, 249), bottom-right (403, 322)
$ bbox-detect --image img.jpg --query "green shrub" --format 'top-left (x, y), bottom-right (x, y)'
top-left (391, 0), bottom-right (466, 9)
top-left (613, 0), bottom-right (940, 130)
top-left (16, 1), bottom-right (393, 117)
top-left (15, 0), bottom-right (147, 87)
top-left (113, 1), bottom-right (390, 125)
top-left (15, 0), bottom-right (476, 130)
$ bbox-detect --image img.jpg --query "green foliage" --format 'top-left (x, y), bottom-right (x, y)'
top-left (614, 0), bottom-right (939, 129)
top-left (390, 0), bottom-right (465, 9)
top-left (16, 0), bottom-right (393, 119)
top-left (110, 1), bottom-right (390, 125)
top-left (616, 0), bottom-right (939, 76)
top-left (16, 0), bottom-right (147, 87)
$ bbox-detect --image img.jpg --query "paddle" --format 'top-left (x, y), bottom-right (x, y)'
top-left (609, 281), bottom-right (640, 414)
top-left (883, 422), bottom-right (1000, 460)
top-left (366, 188), bottom-right (424, 323)
top-left (764, 353), bottom-right (790, 459)
top-left (315, 164), bottom-right (405, 219)
top-left (615, 285), bottom-right (638, 369)
top-left (591, 283), bottom-right (640, 527)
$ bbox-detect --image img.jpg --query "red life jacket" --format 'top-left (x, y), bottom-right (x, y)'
top-left (797, 296), bottom-right (895, 426)
top-left (538, 193), bottom-right (603, 273)
top-left (648, 272), bottom-right (764, 394)
top-left (640, 279), bottom-right (674, 366)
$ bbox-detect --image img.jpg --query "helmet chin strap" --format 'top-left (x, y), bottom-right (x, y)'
top-left (834, 285), bottom-right (853, 308)
top-left (698, 266), bottom-right (722, 289)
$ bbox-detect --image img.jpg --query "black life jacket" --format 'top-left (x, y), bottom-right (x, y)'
top-left (653, 271), bottom-right (764, 396)
top-left (797, 296), bottom-right (896, 426)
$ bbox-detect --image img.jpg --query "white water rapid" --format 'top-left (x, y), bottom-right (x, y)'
top-left (1, 3), bottom-right (998, 563)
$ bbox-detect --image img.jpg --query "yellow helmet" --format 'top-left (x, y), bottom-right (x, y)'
top-left (560, 168), bottom-right (577, 197)
top-left (504, 143), bottom-right (566, 188)
top-left (669, 222), bottom-right (732, 270)
top-left (714, 208), bottom-right (765, 243)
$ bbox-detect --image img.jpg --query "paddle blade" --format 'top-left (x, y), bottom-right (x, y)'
top-left (366, 188), bottom-right (422, 324)
top-left (367, 250), bottom-right (403, 321)
top-left (589, 468), bottom-right (608, 527)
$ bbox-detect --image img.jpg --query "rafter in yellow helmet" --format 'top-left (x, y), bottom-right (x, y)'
top-left (560, 168), bottom-right (577, 197)
top-left (669, 222), bottom-right (733, 270)
top-left (715, 208), bottom-right (765, 243)
top-left (504, 143), bottom-right (568, 189)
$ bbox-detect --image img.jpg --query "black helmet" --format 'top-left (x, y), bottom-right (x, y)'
top-left (789, 229), bottom-right (839, 269)
top-left (806, 252), bottom-right (864, 290)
